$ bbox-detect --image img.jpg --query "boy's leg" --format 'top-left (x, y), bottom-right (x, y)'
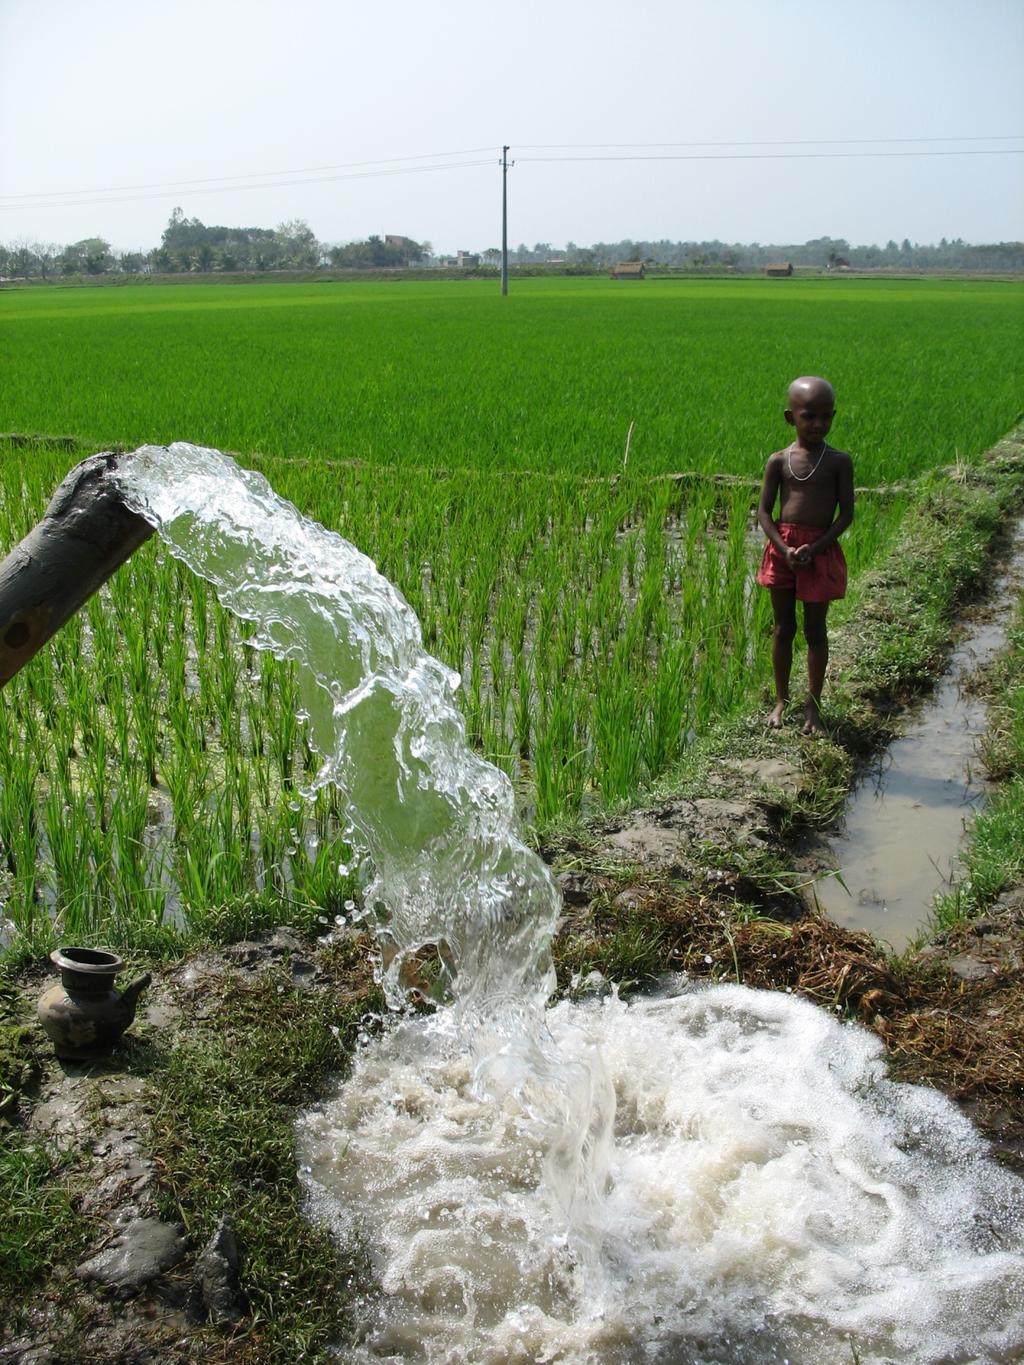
top-left (802, 601), bottom-right (830, 733)
top-left (768, 588), bottom-right (797, 727)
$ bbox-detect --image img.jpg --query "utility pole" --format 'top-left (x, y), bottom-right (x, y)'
top-left (500, 145), bottom-right (511, 296)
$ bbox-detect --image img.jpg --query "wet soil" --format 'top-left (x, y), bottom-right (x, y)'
top-left (1, 928), bottom-right (375, 1364)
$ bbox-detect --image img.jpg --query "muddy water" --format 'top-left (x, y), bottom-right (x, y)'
top-left (814, 521), bottom-right (1024, 951)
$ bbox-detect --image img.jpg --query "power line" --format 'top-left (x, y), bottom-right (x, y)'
top-left (0, 148), bottom-right (498, 207)
top-left (5, 134), bottom-right (1020, 208)
top-left (515, 135), bottom-right (1023, 149)
top-left (0, 159), bottom-right (496, 213)
top-left (518, 149), bottom-right (1023, 163)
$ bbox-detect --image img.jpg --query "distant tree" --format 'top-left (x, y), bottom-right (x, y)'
top-left (33, 242), bottom-right (60, 278)
top-left (58, 237), bottom-right (112, 275)
top-left (11, 242), bottom-right (39, 277)
top-left (6, 226), bottom-right (1016, 285)
top-left (325, 234), bottom-right (423, 269)
top-left (275, 219), bottom-right (319, 269)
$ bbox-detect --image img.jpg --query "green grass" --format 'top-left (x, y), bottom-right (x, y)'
top-left (933, 586), bottom-right (1024, 928)
top-left (0, 278), bottom-right (1020, 949)
top-left (0, 1136), bottom-right (91, 1293)
top-left (2, 277), bottom-right (1021, 482)
top-left (147, 962), bottom-right (382, 1362)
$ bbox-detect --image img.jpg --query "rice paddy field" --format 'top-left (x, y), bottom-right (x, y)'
top-left (0, 276), bottom-right (1021, 948)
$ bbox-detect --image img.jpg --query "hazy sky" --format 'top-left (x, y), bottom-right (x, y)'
top-left (1, 0), bottom-right (1021, 253)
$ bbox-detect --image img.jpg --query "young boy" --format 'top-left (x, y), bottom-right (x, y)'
top-left (756, 376), bottom-right (854, 734)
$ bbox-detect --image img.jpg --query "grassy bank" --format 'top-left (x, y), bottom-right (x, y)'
top-left (933, 583), bottom-right (1024, 928)
top-left (1, 932), bottom-right (384, 1362)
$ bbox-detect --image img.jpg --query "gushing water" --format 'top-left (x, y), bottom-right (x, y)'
top-left (299, 988), bottom-right (1024, 1363)
top-left (114, 442), bottom-right (609, 1210)
top-left (115, 445), bottom-right (1024, 1363)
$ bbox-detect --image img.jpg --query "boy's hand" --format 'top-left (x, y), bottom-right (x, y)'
top-left (792, 544), bottom-right (814, 566)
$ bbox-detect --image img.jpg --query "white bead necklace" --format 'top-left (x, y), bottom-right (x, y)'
top-left (787, 441), bottom-right (829, 482)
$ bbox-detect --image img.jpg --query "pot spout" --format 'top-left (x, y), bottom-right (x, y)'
top-left (0, 451), bottom-right (154, 687)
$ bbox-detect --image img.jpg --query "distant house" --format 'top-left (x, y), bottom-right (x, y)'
top-left (439, 250), bottom-right (480, 269)
top-left (385, 234), bottom-right (420, 262)
top-left (612, 261), bottom-right (646, 280)
top-left (765, 262), bottom-right (794, 277)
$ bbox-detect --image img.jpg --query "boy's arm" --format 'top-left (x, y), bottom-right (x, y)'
top-left (757, 455), bottom-right (792, 556)
top-left (808, 454), bottom-right (855, 554)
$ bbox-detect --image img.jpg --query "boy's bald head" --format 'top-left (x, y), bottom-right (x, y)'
top-left (784, 375), bottom-right (836, 445)
top-left (787, 376), bottom-right (834, 407)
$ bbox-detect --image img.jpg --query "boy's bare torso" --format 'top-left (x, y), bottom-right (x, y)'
top-left (764, 445), bottom-right (853, 528)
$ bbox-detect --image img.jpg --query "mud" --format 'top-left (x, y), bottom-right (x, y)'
top-left (593, 758), bottom-right (804, 877)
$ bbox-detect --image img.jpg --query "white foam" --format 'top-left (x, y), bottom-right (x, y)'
top-left (299, 986), bottom-right (1024, 1363)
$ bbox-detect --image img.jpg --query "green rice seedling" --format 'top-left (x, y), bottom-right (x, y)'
top-left (0, 277), bottom-right (1014, 952)
top-left (109, 771), bottom-right (168, 935)
top-left (6, 279), bottom-right (1021, 483)
top-left (0, 731), bottom-right (42, 918)
top-left (43, 784), bottom-right (91, 931)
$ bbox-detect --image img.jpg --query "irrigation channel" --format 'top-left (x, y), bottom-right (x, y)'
top-left (115, 444), bottom-right (1024, 1365)
top-left (814, 519), bottom-right (1024, 952)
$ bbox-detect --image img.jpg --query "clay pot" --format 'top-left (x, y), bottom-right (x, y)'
top-left (36, 947), bottom-right (151, 1061)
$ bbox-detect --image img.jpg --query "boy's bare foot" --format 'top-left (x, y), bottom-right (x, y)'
top-left (802, 697), bottom-right (825, 735)
top-left (767, 700), bottom-right (787, 729)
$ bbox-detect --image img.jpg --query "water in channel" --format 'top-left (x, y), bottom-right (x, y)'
top-left (814, 519), bottom-right (1024, 951)
top-left (115, 445), bottom-right (1024, 1364)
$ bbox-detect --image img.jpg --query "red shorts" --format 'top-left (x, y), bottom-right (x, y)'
top-left (756, 523), bottom-right (847, 603)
